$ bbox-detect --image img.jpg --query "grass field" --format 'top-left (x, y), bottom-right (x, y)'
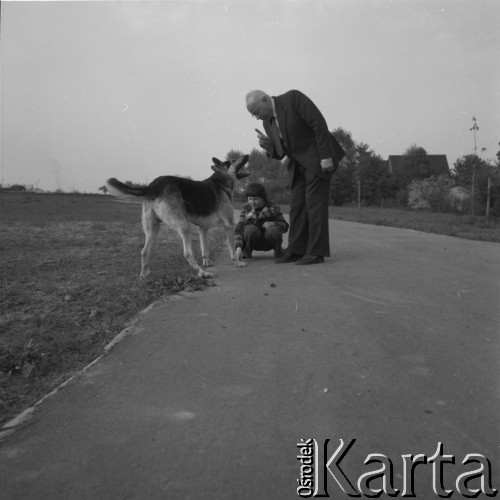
top-left (0, 192), bottom-right (224, 425)
top-left (1, 192), bottom-right (499, 426)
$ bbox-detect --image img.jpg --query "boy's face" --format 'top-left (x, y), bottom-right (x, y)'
top-left (247, 196), bottom-right (265, 210)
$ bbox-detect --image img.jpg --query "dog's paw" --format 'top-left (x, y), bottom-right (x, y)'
top-left (198, 269), bottom-right (214, 279)
top-left (202, 260), bottom-right (213, 267)
top-left (234, 260), bottom-right (247, 268)
top-left (140, 269), bottom-right (151, 279)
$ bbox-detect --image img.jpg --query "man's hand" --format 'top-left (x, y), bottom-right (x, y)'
top-left (255, 129), bottom-right (273, 154)
top-left (262, 222), bottom-right (275, 230)
top-left (321, 158), bottom-right (334, 173)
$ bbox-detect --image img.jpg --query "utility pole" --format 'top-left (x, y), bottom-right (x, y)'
top-left (470, 117), bottom-right (479, 155)
top-left (469, 117), bottom-right (479, 216)
top-left (479, 147), bottom-right (492, 217)
top-left (354, 150), bottom-right (361, 210)
top-left (357, 177), bottom-right (361, 210)
top-left (486, 176), bottom-right (491, 218)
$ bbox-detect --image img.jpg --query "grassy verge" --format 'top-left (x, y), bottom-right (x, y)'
top-left (328, 205), bottom-right (500, 242)
top-left (0, 192), bottom-right (224, 426)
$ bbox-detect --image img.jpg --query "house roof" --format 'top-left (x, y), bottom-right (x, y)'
top-left (388, 155), bottom-right (450, 177)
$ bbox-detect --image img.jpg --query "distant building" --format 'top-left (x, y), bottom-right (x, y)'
top-left (387, 155), bottom-right (450, 177)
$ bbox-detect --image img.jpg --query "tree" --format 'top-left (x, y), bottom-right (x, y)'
top-left (329, 128), bottom-right (395, 206)
top-left (360, 155), bottom-right (395, 206)
top-left (225, 149), bottom-right (244, 162)
top-left (453, 154), bottom-right (487, 187)
top-left (354, 142), bottom-right (373, 208)
top-left (405, 144), bottom-right (428, 157)
top-left (355, 147), bottom-right (395, 207)
top-left (330, 127), bottom-right (356, 205)
top-left (330, 165), bottom-right (355, 206)
top-left (401, 144), bottom-right (434, 183)
top-left (453, 154), bottom-right (499, 215)
top-left (332, 127), bottom-right (356, 155)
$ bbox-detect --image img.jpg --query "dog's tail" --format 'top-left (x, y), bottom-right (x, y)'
top-left (106, 178), bottom-right (148, 199)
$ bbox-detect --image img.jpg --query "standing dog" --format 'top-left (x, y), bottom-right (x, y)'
top-left (106, 155), bottom-right (249, 278)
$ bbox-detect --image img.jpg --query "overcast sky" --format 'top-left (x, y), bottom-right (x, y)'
top-left (1, 0), bottom-right (499, 192)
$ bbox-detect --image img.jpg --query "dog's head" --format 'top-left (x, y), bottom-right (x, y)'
top-left (211, 155), bottom-right (250, 180)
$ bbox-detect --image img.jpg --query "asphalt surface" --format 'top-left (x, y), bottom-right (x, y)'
top-left (1, 218), bottom-right (499, 499)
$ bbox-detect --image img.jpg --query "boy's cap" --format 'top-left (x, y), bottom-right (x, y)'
top-left (244, 182), bottom-right (267, 199)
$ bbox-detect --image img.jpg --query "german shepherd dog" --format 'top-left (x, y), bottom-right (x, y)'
top-left (106, 155), bottom-right (249, 279)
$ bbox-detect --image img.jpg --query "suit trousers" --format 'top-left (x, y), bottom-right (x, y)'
top-left (287, 163), bottom-right (331, 257)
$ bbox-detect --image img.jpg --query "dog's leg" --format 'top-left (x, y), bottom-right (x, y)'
top-left (199, 227), bottom-right (212, 267)
top-left (223, 222), bottom-right (247, 268)
top-left (153, 197), bottom-right (212, 279)
top-left (235, 247), bottom-right (243, 262)
top-left (140, 205), bottom-right (161, 278)
top-left (220, 208), bottom-right (247, 268)
top-left (177, 222), bottom-right (213, 279)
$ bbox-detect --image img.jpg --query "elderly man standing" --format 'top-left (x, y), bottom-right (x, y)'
top-left (245, 89), bottom-right (345, 264)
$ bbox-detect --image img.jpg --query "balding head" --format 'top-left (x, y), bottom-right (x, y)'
top-left (245, 90), bottom-right (273, 121)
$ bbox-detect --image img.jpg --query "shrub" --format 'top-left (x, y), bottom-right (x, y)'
top-left (408, 176), bottom-right (454, 212)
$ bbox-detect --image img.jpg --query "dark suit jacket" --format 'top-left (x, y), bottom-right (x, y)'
top-left (262, 90), bottom-right (345, 181)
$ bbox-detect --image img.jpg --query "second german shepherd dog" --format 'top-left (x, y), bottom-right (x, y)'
top-left (106, 154), bottom-right (250, 278)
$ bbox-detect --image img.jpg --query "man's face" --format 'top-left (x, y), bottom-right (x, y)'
top-left (249, 97), bottom-right (273, 121)
top-left (247, 196), bottom-right (265, 209)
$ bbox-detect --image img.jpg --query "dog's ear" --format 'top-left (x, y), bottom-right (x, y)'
top-left (211, 158), bottom-right (221, 172)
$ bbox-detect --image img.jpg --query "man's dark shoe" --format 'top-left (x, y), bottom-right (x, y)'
top-left (242, 249), bottom-right (252, 259)
top-left (295, 255), bottom-right (325, 265)
top-left (275, 252), bottom-right (303, 263)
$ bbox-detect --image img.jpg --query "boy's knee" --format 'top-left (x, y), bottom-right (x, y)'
top-left (264, 225), bottom-right (283, 242)
top-left (244, 224), bottom-right (261, 240)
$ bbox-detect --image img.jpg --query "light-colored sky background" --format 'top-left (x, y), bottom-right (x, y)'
top-left (1, 0), bottom-right (499, 193)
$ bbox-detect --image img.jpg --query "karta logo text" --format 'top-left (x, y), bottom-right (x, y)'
top-left (296, 438), bottom-right (497, 498)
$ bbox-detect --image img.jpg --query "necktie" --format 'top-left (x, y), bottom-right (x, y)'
top-left (269, 118), bottom-right (284, 157)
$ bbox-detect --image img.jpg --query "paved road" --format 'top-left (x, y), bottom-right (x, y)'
top-left (1, 219), bottom-right (499, 499)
